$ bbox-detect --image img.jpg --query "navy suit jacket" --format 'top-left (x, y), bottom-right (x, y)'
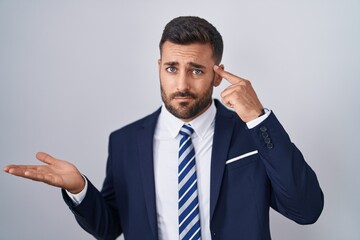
top-left (63, 100), bottom-right (323, 240)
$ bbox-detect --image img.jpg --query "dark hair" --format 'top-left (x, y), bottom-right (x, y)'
top-left (159, 16), bottom-right (223, 64)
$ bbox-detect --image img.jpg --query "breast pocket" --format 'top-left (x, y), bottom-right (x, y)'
top-left (225, 150), bottom-right (259, 171)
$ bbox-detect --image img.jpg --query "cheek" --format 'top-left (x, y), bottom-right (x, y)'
top-left (159, 75), bottom-right (173, 93)
top-left (194, 77), bottom-right (213, 91)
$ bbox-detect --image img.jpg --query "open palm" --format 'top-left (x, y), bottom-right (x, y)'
top-left (4, 152), bottom-right (85, 194)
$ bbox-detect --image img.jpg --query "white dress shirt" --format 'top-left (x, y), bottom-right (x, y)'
top-left (154, 100), bottom-right (216, 240)
top-left (67, 100), bottom-right (270, 239)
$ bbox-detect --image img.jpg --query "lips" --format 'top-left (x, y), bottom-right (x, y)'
top-left (171, 91), bottom-right (196, 100)
top-left (174, 96), bottom-right (193, 100)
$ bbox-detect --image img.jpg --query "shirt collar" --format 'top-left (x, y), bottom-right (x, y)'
top-left (159, 100), bottom-right (216, 140)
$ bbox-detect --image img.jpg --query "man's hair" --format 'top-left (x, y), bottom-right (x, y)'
top-left (159, 16), bottom-right (223, 64)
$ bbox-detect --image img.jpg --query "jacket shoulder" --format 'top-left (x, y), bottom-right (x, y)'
top-left (109, 107), bottom-right (161, 139)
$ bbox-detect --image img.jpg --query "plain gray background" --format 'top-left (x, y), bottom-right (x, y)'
top-left (1, 0), bottom-right (359, 239)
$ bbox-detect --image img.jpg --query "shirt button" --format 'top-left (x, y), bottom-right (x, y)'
top-left (264, 137), bottom-right (271, 144)
top-left (267, 143), bottom-right (274, 149)
top-left (260, 126), bottom-right (267, 132)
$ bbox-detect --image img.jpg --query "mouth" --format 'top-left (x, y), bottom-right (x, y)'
top-left (174, 96), bottom-right (193, 100)
top-left (172, 96), bottom-right (195, 105)
top-left (171, 91), bottom-right (196, 101)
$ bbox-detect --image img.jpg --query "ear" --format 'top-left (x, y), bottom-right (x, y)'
top-left (157, 59), bottom-right (161, 72)
top-left (213, 64), bottom-right (224, 87)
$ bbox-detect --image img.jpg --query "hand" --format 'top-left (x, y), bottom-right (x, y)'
top-left (214, 65), bottom-right (263, 122)
top-left (3, 152), bottom-right (85, 194)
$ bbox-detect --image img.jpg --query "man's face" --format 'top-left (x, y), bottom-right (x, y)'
top-left (158, 41), bottom-right (222, 122)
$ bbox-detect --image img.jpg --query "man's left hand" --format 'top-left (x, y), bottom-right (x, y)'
top-left (214, 65), bottom-right (263, 123)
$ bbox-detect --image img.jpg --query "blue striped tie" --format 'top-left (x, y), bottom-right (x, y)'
top-left (178, 124), bottom-right (201, 240)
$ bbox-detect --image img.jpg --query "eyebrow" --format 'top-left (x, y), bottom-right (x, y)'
top-left (163, 61), bottom-right (206, 69)
top-left (163, 61), bottom-right (178, 67)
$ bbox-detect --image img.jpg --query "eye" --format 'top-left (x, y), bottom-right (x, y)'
top-left (192, 69), bottom-right (203, 75)
top-left (166, 67), bottom-right (176, 73)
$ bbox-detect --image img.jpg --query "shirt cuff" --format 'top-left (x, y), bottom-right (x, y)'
top-left (65, 175), bottom-right (88, 206)
top-left (246, 109), bottom-right (271, 129)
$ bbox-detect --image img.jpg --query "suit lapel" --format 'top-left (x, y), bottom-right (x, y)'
top-left (137, 108), bottom-right (161, 240)
top-left (210, 101), bottom-right (235, 221)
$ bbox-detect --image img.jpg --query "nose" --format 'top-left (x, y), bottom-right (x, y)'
top-left (176, 71), bottom-right (190, 92)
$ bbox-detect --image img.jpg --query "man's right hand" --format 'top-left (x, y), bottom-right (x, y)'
top-left (3, 152), bottom-right (85, 194)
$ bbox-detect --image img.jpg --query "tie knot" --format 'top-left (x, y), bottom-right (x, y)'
top-left (179, 124), bottom-right (194, 138)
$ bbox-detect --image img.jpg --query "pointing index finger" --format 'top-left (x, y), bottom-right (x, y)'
top-left (213, 65), bottom-right (246, 85)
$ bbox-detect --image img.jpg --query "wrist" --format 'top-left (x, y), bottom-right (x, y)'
top-left (68, 175), bottom-right (86, 194)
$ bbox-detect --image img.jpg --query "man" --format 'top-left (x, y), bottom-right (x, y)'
top-left (4, 16), bottom-right (323, 240)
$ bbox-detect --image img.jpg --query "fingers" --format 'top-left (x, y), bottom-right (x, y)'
top-left (221, 87), bottom-right (238, 108)
top-left (4, 164), bottom-right (59, 186)
top-left (21, 169), bottom-right (55, 184)
top-left (3, 165), bottom-right (10, 172)
top-left (213, 65), bottom-right (246, 85)
top-left (4, 164), bottom-right (41, 178)
top-left (220, 77), bottom-right (250, 108)
top-left (4, 164), bottom-right (37, 173)
top-left (3, 152), bottom-right (56, 179)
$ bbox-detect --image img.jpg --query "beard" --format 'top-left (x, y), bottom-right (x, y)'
top-left (161, 83), bottom-right (213, 120)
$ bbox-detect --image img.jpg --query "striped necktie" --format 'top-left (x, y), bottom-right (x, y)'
top-left (178, 124), bottom-right (201, 240)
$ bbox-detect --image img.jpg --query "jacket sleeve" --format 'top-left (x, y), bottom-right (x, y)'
top-left (62, 135), bottom-right (122, 240)
top-left (248, 112), bottom-right (324, 224)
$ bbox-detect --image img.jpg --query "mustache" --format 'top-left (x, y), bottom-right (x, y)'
top-left (170, 91), bottom-right (197, 100)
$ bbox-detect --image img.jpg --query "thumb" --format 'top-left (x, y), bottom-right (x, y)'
top-left (36, 152), bottom-right (56, 165)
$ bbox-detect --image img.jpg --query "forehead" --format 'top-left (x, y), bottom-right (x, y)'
top-left (161, 41), bottom-right (214, 64)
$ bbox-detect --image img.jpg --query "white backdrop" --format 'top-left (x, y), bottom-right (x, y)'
top-left (1, 0), bottom-right (359, 239)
